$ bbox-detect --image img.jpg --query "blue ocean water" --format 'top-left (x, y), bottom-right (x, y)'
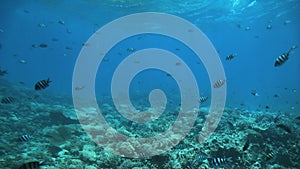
top-left (1, 0), bottom-right (300, 168)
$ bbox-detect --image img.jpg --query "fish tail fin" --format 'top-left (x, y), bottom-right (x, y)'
top-left (291, 45), bottom-right (298, 50)
top-left (287, 45), bottom-right (298, 55)
top-left (47, 78), bottom-right (52, 83)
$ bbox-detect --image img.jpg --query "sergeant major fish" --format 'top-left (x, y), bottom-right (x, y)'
top-left (34, 78), bottom-right (51, 90)
top-left (209, 157), bottom-right (233, 167)
top-left (199, 96), bottom-right (208, 103)
top-left (265, 151), bottom-right (275, 161)
top-left (213, 79), bottom-right (226, 88)
top-left (19, 134), bottom-right (33, 142)
top-left (274, 45), bottom-right (297, 67)
top-left (1, 96), bottom-right (15, 104)
top-left (226, 54), bottom-right (237, 61)
top-left (18, 161), bottom-right (44, 169)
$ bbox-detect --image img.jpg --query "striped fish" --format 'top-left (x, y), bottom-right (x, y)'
top-left (265, 151), bottom-right (276, 161)
top-left (1, 96), bottom-right (15, 104)
top-left (209, 157), bottom-right (233, 167)
top-left (18, 161), bottom-right (43, 169)
top-left (213, 79), bottom-right (226, 88)
top-left (199, 96), bottom-right (208, 103)
top-left (274, 53), bottom-right (289, 67)
top-left (226, 54), bottom-right (236, 60)
top-left (19, 134), bottom-right (32, 142)
top-left (275, 45), bottom-right (298, 67)
top-left (34, 78), bottom-right (51, 90)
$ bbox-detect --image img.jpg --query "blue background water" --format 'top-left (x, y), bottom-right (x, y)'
top-left (1, 0), bottom-right (299, 113)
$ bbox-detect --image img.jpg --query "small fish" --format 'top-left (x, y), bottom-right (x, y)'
top-left (74, 86), bottom-right (85, 91)
top-left (296, 116), bottom-right (300, 120)
top-left (39, 43), bottom-right (48, 48)
top-left (19, 59), bottom-right (27, 64)
top-left (266, 25), bottom-right (272, 30)
top-left (209, 157), bottom-right (233, 167)
top-left (273, 94), bottom-right (279, 98)
top-left (23, 9), bottom-right (30, 13)
top-left (251, 90), bottom-right (259, 96)
top-left (103, 58), bottom-right (109, 62)
top-left (65, 46), bottom-right (72, 50)
top-left (275, 53), bottom-right (289, 67)
top-left (245, 26), bottom-right (251, 31)
top-left (275, 45), bottom-right (298, 67)
top-left (34, 78), bottom-right (51, 90)
top-left (127, 47), bottom-right (135, 52)
top-left (242, 140), bottom-right (250, 151)
top-left (18, 161), bottom-right (44, 169)
top-left (38, 23), bottom-right (46, 28)
top-left (1, 97), bottom-right (15, 104)
top-left (275, 123), bottom-right (291, 133)
top-left (175, 62), bottom-right (181, 66)
top-left (18, 134), bottom-right (32, 142)
top-left (199, 96), bottom-right (208, 103)
top-left (58, 20), bottom-right (65, 25)
top-left (284, 20), bottom-right (291, 25)
top-left (0, 69), bottom-right (8, 76)
top-left (226, 54), bottom-right (236, 60)
top-left (82, 42), bottom-right (89, 46)
top-left (66, 28), bottom-right (71, 34)
top-left (265, 151), bottom-right (275, 161)
top-left (213, 79), bottom-right (226, 88)
top-left (51, 38), bottom-right (59, 42)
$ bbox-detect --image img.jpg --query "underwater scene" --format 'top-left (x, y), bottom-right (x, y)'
top-left (0, 0), bottom-right (300, 169)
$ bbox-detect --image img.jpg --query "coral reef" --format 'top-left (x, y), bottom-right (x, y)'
top-left (0, 80), bottom-right (299, 168)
